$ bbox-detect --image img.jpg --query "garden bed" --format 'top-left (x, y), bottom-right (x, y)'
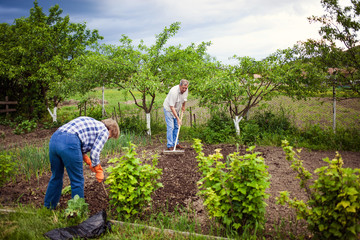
top-left (1, 126), bottom-right (360, 237)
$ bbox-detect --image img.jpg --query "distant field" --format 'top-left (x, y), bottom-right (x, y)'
top-left (58, 89), bottom-right (360, 131)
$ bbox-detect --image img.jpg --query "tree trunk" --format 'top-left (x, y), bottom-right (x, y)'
top-left (146, 113), bottom-right (151, 136)
top-left (47, 107), bottom-right (57, 122)
top-left (233, 115), bottom-right (243, 136)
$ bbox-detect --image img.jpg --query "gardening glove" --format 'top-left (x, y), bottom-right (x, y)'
top-left (83, 154), bottom-right (96, 173)
top-left (83, 154), bottom-right (91, 165)
top-left (93, 164), bottom-right (104, 183)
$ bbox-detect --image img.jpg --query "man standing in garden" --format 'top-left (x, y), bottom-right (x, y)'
top-left (163, 79), bottom-right (189, 150)
top-left (44, 116), bottom-right (120, 209)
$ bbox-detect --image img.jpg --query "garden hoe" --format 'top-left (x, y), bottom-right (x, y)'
top-left (101, 182), bottom-right (108, 197)
top-left (164, 110), bottom-right (185, 155)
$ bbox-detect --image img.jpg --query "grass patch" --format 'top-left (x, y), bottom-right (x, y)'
top-left (0, 206), bottom-right (68, 240)
top-left (0, 205), bottom-right (217, 240)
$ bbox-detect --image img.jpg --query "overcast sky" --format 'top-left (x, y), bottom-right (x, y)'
top-left (0, 0), bottom-right (339, 64)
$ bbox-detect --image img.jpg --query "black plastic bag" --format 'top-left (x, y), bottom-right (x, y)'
top-left (44, 210), bottom-right (111, 240)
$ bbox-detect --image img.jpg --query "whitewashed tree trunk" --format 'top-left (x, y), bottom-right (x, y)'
top-left (233, 115), bottom-right (243, 136)
top-left (47, 107), bottom-right (57, 122)
top-left (146, 113), bottom-right (151, 136)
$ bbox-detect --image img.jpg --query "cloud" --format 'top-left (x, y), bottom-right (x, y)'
top-left (0, 0), bottom-right (328, 64)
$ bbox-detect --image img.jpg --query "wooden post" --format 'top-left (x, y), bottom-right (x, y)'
top-left (193, 113), bottom-right (196, 126)
top-left (189, 107), bottom-right (192, 127)
top-left (0, 96), bottom-right (17, 116)
top-left (113, 106), bottom-right (118, 123)
top-left (118, 102), bottom-right (121, 119)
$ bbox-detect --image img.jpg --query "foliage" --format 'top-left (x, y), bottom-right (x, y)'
top-left (79, 22), bottom-right (213, 135)
top-left (197, 50), bottom-right (325, 136)
top-left (61, 185), bottom-right (71, 195)
top-left (301, 0), bottom-right (360, 96)
top-left (0, 152), bottom-right (17, 187)
top-left (296, 124), bottom-right (360, 151)
top-left (239, 107), bottom-right (295, 145)
top-left (64, 194), bottom-right (89, 223)
top-left (277, 140), bottom-right (360, 240)
top-left (192, 111), bottom-right (236, 144)
top-left (252, 107), bottom-right (294, 134)
top-left (0, 1), bottom-right (102, 119)
top-left (105, 143), bottom-right (163, 220)
top-left (239, 120), bottom-right (260, 145)
top-left (12, 142), bottom-right (50, 181)
top-left (118, 115), bottom-right (148, 135)
top-left (192, 139), bottom-right (270, 234)
top-left (42, 119), bottom-right (63, 129)
top-left (13, 120), bottom-right (37, 135)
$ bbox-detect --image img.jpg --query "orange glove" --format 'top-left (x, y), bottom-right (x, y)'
top-left (83, 154), bottom-right (91, 165)
top-left (83, 154), bottom-right (96, 173)
top-left (93, 164), bottom-right (104, 183)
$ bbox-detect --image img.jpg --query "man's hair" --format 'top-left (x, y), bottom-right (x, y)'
top-left (180, 79), bottom-right (189, 86)
top-left (101, 118), bottom-right (120, 139)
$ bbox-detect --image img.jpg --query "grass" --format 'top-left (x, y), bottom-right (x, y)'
top-left (0, 204), bottom-right (309, 239)
top-left (59, 88), bottom-right (168, 121)
top-left (0, 205), bottom-right (219, 240)
top-left (0, 130), bottom-right (151, 182)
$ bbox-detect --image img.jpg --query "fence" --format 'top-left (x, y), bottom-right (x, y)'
top-left (0, 96), bottom-right (17, 116)
top-left (148, 96), bottom-right (360, 131)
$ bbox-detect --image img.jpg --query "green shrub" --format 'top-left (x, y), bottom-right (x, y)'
top-left (13, 120), bottom-right (37, 135)
top-left (193, 139), bottom-right (270, 234)
top-left (252, 108), bottom-right (293, 134)
top-left (277, 140), bottom-right (360, 240)
top-left (119, 115), bottom-right (147, 135)
top-left (298, 125), bottom-right (360, 151)
top-left (86, 105), bottom-right (103, 120)
top-left (0, 152), bottom-right (17, 187)
top-left (191, 112), bottom-right (236, 144)
top-left (42, 120), bottom-right (63, 129)
top-left (239, 120), bottom-right (260, 145)
top-left (106, 143), bottom-right (163, 220)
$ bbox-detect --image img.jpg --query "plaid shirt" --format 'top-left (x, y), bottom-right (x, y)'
top-left (58, 117), bottom-right (109, 167)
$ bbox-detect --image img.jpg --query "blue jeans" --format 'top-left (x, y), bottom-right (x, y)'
top-left (164, 108), bottom-right (179, 148)
top-left (44, 130), bottom-right (84, 209)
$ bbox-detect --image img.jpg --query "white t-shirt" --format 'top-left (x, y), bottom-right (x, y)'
top-left (163, 85), bottom-right (188, 117)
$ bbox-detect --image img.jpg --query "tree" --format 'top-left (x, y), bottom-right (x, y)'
top-left (304, 0), bottom-right (360, 95)
top-left (0, 1), bottom-right (102, 120)
top-left (102, 23), bottom-right (212, 135)
top-left (197, 47), bottom-right (325, 135)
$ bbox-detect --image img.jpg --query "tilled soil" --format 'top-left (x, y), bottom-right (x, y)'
top-left (1, 127), bottom-right (360, 237)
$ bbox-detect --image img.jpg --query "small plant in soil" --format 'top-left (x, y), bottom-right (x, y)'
top-left (61, 185), bottom-right (72, 195)
top-left (193, 139), bottom-right (270, 236)
top-left (64, 194), bottom-right (89, 223)
top-left (106, 142), bottom-right (163, 220)
top-left (277, 140), bottom-right (360, 240)
top-left (0, 152), bottom-right (17, 187)
top-left (13, 120), bottom-right (37, 135)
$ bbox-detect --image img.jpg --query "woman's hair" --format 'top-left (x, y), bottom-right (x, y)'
top-left (101, 118), bottom-right (120, 139)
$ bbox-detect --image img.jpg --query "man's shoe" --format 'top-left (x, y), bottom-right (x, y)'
top-left (167, 147), bottom-right (174, 150)
top-left (176, 144), bottom-right (184, 149)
